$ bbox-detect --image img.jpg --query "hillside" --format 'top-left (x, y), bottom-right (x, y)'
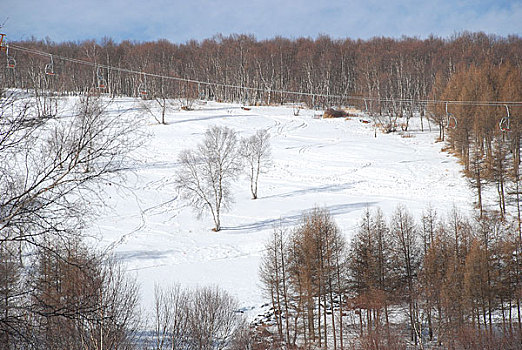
top-left (86, 98), bottom-right (474, 316)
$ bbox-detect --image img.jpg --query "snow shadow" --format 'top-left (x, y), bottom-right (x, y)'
top-left (133, 160), bottom-right (180, 171)
top-left (115, 249), bottom-right (178, 261)
top-left (261, 181), bottom-right (362, 200)
top-left (170, 114), bottom-right (232, 124)
top-left (222, 201), bottom-right (377, 233)
top-left (170, 112), bottom-right (256, 125)
top-left (194, 106), bottom-right (238, 112)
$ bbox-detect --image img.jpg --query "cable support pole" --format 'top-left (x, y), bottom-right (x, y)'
top-left (8, 43), bottom-right (522, 107)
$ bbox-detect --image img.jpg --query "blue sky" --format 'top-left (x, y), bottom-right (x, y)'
top-left (2, 0), bottom-right (521, 43)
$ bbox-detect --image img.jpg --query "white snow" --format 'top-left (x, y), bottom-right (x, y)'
top-left (87, 98), bottom-right (474, 318)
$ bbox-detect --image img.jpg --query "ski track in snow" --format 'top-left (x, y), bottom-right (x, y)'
top-left (87, 99), bottom-right (474, 319)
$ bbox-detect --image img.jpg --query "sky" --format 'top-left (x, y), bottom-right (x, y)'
top-left (2, 0), bottom-right (521, 43)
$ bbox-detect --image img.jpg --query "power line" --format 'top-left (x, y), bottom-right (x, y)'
top-left (8, 43), bottom-right (522, 108)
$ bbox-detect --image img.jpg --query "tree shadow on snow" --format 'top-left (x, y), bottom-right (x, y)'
top-left (260, 181), bottom-right (364, 200)
top-left (170, 113), bottom-right (256, 125)
top-left (115, 249), bottom-right (178, 261)
top-left (222, 201), bottom-right (377, 233)
top-left (170, 114), bottom-right (232, 124)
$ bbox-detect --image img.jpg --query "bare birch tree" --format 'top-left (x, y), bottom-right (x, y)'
top-left (153, 284), bottom-right (245, 350)
top-left (240, 129), bottom-right (271, 199)
top-left (152, 284), bottom-right (190, 350)
top-left (0, 92), bottom-right (143, 248)
top-left (175, 126), bottom-right (242, 231)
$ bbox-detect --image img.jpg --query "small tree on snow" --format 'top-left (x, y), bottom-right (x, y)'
top-left (240, 129), bottom-right (271, 199)
top-left (175, 126), bottom-right (241, 231)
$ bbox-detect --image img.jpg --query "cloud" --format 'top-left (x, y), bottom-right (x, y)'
top-left (2, 0), bottom-right (520, 43)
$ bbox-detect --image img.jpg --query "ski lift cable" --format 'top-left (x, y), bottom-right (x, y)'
top-left (9, 43), bottom-right (522, 107)
top-left (7, 43), bottom-right (522, 108)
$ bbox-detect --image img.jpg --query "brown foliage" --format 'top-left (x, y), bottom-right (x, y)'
top-left (323, 108), bottom-right (348, 118)
top-left (3, 33), bottom-right (520, 109)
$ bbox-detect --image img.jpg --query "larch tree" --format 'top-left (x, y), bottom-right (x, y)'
top-left (0, 241), bottom-right (23, 349)
top-left (259, 223), bottom-right (295, 346)
top-left (348, 207), bottom-right (393, 336)
top-left (390, 205), bottom-right (422, 345)
top-left (289, 207), bottom-right (347, 349)
top-left (348, 208), bottom-right (381, 333)
top-left (29, 239), bottom-right (141, 350)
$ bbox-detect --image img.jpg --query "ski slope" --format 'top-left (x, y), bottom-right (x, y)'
top-left (88, 98), bottom-right (474, 317)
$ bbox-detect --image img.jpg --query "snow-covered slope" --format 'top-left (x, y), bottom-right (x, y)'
top-left (88, 98), bottom-right (474, 316)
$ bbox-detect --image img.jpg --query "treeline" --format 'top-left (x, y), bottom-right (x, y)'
top-left (260, 206), bottom-right (522, 349)
top-left (428, 63), bottom-right (522, 220)
top-left (0, 90), bottom-right (144, 349)
top-left (1, 239), bottom-right (141, 349)
top-left (2, 32), bottom-right (521, 110)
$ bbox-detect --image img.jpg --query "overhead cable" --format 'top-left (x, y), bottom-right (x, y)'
top-left (8, 44), bottom-right (522, 107)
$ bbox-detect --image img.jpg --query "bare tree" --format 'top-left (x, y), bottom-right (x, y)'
top-left (0, 90), bottom-right (143, 348)
top-left (188, 286), bottom-right (245, 350)
top-left (140, 98), bottom-right (169, 125)
top-left (140, 77), bottom-right (178, 125)
top-left (240, 129), bottom-right (271, 199)
top-left (30, 240), bottom-right (141, 350)
top-left (153, 284), bottom-right (246, 350)
top-left (390, 205), bottom-right (422, 345)
top-left (286, 207), bottom-right (347, 348)
top-left (259, 222), bottom-right (292, 346)
top-left (0, 92), bottom-right (143, 248)
top-left (175, 126), bottom-right (242, 231)
top-left (0, 241), bottom-right (24, 350)
top-left (152, 284), bottom-right (190, 350)
top-left (348, 207), bottom-right (393, 336)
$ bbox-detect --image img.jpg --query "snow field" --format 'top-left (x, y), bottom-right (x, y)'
top-left (87, 98), bottom-right (474, 318)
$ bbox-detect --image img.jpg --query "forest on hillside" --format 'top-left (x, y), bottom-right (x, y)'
top-left (4, 31), bottom-right (521, 222)
top-left (1, 32), bottom-right (522, 349)
top-left (259, 206), bottom-right (522, 350)
top-left (2, 32), bottom-right (521, 106)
